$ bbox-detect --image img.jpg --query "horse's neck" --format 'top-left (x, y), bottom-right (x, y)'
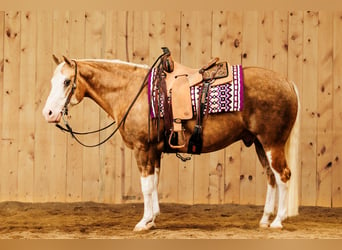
top-left (79, 61), bottom-right (148, 120)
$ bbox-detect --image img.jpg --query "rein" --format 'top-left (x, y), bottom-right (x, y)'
top-left (56, 52), bottom-right (168, 148)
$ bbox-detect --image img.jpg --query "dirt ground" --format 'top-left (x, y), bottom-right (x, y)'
top-left (0, 202), bottom-right (341, 239)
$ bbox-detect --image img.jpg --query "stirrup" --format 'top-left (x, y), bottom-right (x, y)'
top-left (168, 129), bottom-right (186, 149)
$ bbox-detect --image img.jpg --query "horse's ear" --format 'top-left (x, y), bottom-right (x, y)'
top-left (63, 55), bottom-right (73, 67)
top-left (52, 54), bottom-right (61, 65)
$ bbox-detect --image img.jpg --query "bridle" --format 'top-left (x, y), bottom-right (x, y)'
top-left (55, 51), bottom-right (168, 148)
top-left (56, 59), bottom-right (117, 148)
top-left (61, 60), bottom-right (78, 117)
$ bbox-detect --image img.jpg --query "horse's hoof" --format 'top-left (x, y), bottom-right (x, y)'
top-left (259, 215), bottom-right (270, 228)
top-left (259, 223), bottom-right (269, 228)
top-left (270, 221), bottom-right (283, 229)
top-left (133, 222), bottom-right (156, 232)
top-left (133, 225), bottom-right (148, 232)
top-left (147, 221), bottom-right (156, 229)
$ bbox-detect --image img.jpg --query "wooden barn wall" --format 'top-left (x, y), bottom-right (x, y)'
top-left (0, 11), bottom-right (341, 207)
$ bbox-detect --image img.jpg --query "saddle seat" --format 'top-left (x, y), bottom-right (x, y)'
top-left (165, 62), bottom-right (203, 91)
top-left (165, 60), bottom-right (233, 92)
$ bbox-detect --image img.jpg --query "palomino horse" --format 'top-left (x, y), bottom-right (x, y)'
top-left (42, 54), bottom-right (300, 231)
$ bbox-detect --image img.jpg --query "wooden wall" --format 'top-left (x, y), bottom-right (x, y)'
top-left (0, 11), bottom-right (341, 207)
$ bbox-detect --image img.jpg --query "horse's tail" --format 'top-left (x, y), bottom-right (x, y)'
top-left (286, 81), bottom-right (301, 217)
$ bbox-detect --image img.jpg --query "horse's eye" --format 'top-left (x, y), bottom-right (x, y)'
top-left (64, 79), bottom-right (71, 87)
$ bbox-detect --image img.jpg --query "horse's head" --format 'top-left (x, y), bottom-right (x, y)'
top-left (42, 55), bottom-right (84, 123)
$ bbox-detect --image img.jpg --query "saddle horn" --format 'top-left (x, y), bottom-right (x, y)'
top-left (161, 47), bottom-right (174, 73)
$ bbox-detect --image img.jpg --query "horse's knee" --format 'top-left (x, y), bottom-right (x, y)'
top-left (139, 166), bottom-right (154, 177)
top-left (135, 148), bottom-right (161, 177)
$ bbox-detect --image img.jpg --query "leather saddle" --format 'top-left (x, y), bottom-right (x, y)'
top-left (165, 60), bottom-right (232, 91)
top-left (160, 48), bottom-right (233, 150)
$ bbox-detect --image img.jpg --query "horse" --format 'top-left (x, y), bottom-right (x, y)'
top-left (42, 53), bottom-right (300, 231)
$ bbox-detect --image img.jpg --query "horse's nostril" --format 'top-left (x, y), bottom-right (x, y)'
top-left (49, 110), bottom-right (53, 116)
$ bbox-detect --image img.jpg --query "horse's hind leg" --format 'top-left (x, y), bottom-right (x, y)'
top-left (265, 146), bottom-right (291, 229)
top-left (254, 139), bottom-right (277, 228)
top-left (259, 173), bottom-right (277, 227)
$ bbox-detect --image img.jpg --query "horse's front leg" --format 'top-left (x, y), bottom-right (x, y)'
top-left (133, 148), bottom-right (161, 232)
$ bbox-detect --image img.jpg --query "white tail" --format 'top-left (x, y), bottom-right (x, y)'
top-left (285, 82), bottom-right (300, 217)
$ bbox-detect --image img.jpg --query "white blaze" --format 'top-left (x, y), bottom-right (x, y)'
top-left (42, 62), bottom-right (69, 122)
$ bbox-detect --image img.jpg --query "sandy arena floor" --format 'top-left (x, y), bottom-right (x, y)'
top-left (0, 202), bottom-right (341, 239)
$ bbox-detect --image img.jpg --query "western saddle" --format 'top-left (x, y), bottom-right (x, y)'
top-left (155, 47), bottom-right (233, 154)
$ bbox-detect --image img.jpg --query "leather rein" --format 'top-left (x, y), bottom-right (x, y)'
top-left (55, 53), bottom-right (167, 148)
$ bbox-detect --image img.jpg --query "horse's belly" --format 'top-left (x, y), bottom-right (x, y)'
top-left (183, 112), bottom-right (244, 153)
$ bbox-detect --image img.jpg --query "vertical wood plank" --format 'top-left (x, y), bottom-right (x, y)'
top-left (257, 11), bottom-right (273, 68)
top-left (272, 11), bottom-right (289, 77)
top-left (180, 11), bottom-right (212, 204)
top-left (239, 11), bottom-right (258, 205)
top-left (111, 11), bottom-right (135, 203)
top-left (211, 10), bottom-right (239, 205)
top-left (100, 10), bottom-right (118, 204)
top-left (288, 11), bottom-right (304, 205)
top-left (50, 10), bottom-right (69, 202)
top-left (212, 11), bottom-right (243, 204)
top-left (149, 10), bottom-right (168, 202)
top-left (18, 11), bottom-right (36, 201)
top-left (0, 11), bottom-right (5, 201)
top-left (121, 11), bottom-right (136, 203)
top-left (149, 11), bottom-right (182, 203)
top-left (316, 11), bottom-right (333, 207)
top-left (83, 11), bottom-right (104, 202)
top-left (161, 12), bottom-right (182, 203)
top-left (208, 150), bottom-right (225, 204)
top-left (164, 12), bottom-right (181, 62)
top-left (332, 11), bottom-right (342, 207)
top-left (178, 11), bottom-right (196, 204)
top-left (1, 11), bottom-right (21, 201)
top-left (125, 11), bottom-right (151, 203)
top-left (103, 10), bottom-right (116, 59)
top-left (148, 11), bottom-right (165, 64)
top-left (191, 11), bottom-right (212, 204)
top-left (255, 11), bottom-right (273, 205)
top-left (65, 11), bottom-right (85, 202)
top-left (112, 11), bottom-right (132, 204)
top-left (34, 11), bottom-right (53, 202)
top-left (206, 11), bottom-right (225, 205)
top-left (132, 11), bottom-right (149, 65)
top-left (271, 11), bottom-right (289, 206)
top-left (301, 11), bottom-right (319, 206)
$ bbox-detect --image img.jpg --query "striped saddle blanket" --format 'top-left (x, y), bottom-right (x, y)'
top-left (148, 64), bottom-right (244, 118)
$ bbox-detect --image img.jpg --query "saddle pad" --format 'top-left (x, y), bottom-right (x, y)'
top-left (191, 65), bottom-right (244, 114)
top-left (148, 64), bottom-right (244, 118)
